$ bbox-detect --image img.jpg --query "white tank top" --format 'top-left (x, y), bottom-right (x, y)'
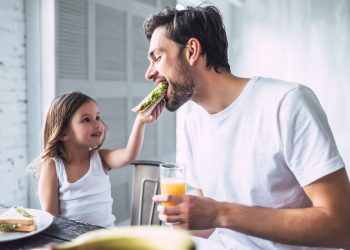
top-left (53, 150), bottom-right (115, 227)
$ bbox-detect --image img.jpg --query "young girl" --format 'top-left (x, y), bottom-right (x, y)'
top-left (29, 92), bottom-right (163, 227)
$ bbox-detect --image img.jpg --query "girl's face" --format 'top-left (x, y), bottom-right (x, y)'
top-left (64, 100), bottom-right (105, 149)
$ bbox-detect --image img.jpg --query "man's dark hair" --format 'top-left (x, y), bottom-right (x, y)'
top-left (144, 5), bottom-right (231, 73)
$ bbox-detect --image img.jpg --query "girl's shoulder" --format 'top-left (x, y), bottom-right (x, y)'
top-left (47, 158), bottom-right (55, 166)
top-left (95, 149), bottom-right (115, 173)
top-left (92, 149), bottom-right (103, 163)
top-left (47, 157), bottom-right (68, 181)
top-left (39, 158), bottom-right (59, 180)
top-left (92, 149), bottom-right (109, 172)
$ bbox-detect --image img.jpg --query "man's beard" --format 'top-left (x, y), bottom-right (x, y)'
top-left (165, 74), bottom-right (194, 112)
top-left (165, 61), bottom-right (194, 112)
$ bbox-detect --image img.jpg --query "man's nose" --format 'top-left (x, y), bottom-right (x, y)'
top-left (145, 63), bottom-right (157, 81)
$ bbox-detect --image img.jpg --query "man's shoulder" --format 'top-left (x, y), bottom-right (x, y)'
top-left (252, 76), bottom-right (313, 100)
top-left (254, 76), bottom-right (301, 91)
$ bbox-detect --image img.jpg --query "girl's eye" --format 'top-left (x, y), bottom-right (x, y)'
top-left (82, 117), bottom-right (90, 123)
top-left (156, 56), bottom-right (161, 62)
top-left (96, 116), bottom-right (101, 121)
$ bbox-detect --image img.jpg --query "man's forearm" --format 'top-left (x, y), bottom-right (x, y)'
top-left (215, 202), bottom-right (350, 248)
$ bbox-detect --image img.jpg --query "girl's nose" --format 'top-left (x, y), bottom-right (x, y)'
top-left (95, 120), bottom-right (102, 128)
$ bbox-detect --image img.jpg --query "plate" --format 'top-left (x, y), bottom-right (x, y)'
top-left (0, 208), bottom-right (53, 242)
top-left (192, 236), bottom-right (227, 250)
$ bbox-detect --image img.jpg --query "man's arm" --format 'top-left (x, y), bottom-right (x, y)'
top-left (155, 168), bottom-right (350, 248)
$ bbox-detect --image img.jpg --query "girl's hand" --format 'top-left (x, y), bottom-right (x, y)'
top-left (138, 101), bottom-right (164, 124)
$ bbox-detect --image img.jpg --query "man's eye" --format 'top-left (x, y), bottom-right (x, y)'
top-left (156, 56), bottom-right (161, 62)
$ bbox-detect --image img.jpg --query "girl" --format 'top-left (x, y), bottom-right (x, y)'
top-left (28, 92), bottom-right (163, 227)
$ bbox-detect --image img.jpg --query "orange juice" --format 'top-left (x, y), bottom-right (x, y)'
top-left (160, 178), bottom-right (186, 206)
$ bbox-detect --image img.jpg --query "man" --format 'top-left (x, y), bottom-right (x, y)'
top-left (144, 5), bottom-right (350, 249)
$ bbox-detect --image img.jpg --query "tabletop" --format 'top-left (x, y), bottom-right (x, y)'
top-left (0, 204), bottom-right (103, 250)
top-left (0, 204), bottom-right (227, 250)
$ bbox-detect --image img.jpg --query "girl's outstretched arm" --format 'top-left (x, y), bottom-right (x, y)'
top-left (38, 159), bottom-right (60, 216)
top-left (99, 102), bottom-right (164, 169)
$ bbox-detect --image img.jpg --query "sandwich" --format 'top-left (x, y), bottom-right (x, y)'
top-left (0, 207), bottom-right (36, 232)
top-left (132, 81), bottom-right (168, 117)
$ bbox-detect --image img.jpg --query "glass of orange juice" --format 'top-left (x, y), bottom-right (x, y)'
top-left (160, 163), bottom-right (186, 207)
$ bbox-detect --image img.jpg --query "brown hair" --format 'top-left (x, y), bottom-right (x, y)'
top-left (144, 5), bottom-right (231, 73)
top-left (27, 92), bottom-right (106, 177)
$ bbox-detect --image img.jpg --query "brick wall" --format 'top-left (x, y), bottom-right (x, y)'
top-left (0, 0), bottom-right (28, 206)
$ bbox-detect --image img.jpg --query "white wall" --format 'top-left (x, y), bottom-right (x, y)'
top-left (229, 0), bottom-right (350, 175)
top-left (0, 0), bottom-right (28, 206)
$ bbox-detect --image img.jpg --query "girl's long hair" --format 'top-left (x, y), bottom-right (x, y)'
top-left (27, 92), bottom-right (106, 178)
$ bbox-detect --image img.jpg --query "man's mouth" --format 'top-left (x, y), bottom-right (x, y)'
top-left (155, 79), bottom-right (171, 98)
top-left (155, 79), bottom-right (168, 86)
top-left (159, 79), bottom-right (171, 96)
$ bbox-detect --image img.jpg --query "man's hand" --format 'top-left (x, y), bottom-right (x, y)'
top-left (153, 194), bottom-right (219, 230)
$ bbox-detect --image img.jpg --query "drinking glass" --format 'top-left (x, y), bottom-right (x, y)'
top-left (159, 163), bottom-right (186, 207)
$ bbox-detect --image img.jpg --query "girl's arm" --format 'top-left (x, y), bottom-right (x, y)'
top-left (99, 103), bottom-right (163, 169)
top-left (38, 159), bottom-right (60, 216)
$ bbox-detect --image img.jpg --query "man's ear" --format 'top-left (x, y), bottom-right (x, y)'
top-left (185, 38), bottom-right (201, 66)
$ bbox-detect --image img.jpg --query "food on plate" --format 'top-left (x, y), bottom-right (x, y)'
top-left (15, 207), bottom-right (34, 218)
top-left (132, 81), bottom-right (168, 117)
top-left (51, 226), bottom-right (195, 250)
top-left (0, 207), bottom-right (36, 232)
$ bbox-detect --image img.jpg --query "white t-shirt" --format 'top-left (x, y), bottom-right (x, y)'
top-left (181, 77), bottom-right (344, 250)
top-left (53, 150), bottom-right (115, 227)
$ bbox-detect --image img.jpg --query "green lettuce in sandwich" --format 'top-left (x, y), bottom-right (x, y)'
top-left (132, 81), bottom-right (168, 117)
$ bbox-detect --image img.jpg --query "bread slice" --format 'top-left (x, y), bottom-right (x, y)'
top-left (0, 223), bottom-right (37, 232)
top-left (0, 217), bottom-right (34, 225)
top-left (132, 82), bottom-right (168, 117)
top-left (135, 92), bottom-right (166, 117)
